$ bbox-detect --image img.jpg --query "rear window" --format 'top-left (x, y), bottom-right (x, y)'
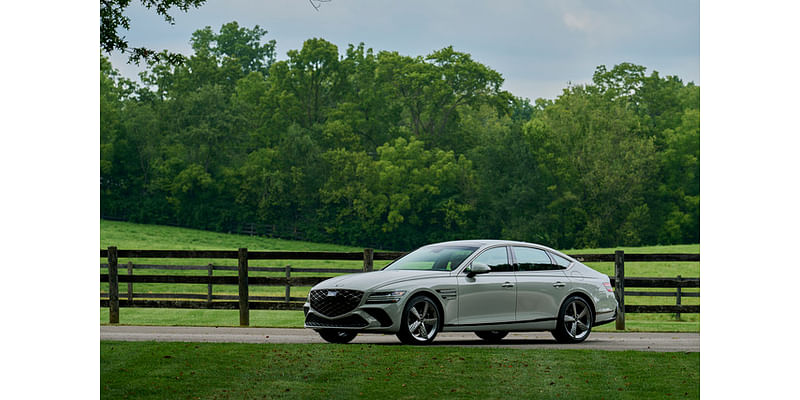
top-left (551, 253), bottom-right (573, 268)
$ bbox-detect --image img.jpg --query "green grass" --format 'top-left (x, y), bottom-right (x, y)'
top-left (101, 219), bottom-right (374, 252)
top-left (101, 341), bottom-right (699, 399)
top-left (100, 220), bottom-right (700, 331)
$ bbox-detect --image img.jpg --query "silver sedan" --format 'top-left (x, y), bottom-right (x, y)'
top-left (304, 240), bottom-right (618, 345)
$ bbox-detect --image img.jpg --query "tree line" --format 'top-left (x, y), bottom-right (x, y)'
top-left (101, 22), bottom-right (699, 250)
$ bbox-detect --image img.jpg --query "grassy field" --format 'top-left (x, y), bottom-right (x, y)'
top-left (101, 341), bottom-right (699, 399)
top-left (100, 220), bottom-right (700, 331)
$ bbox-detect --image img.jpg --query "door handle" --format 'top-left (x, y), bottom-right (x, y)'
top-left (553, 282), bottom-right (566, 288)
top-left (501, 282), bottom-right (515, 288)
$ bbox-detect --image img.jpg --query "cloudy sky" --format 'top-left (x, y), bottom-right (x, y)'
top-left (108, 0), bottom-right (699, 100)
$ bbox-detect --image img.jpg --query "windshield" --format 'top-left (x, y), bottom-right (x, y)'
top-left (383, 245), bottom-right (478, 271)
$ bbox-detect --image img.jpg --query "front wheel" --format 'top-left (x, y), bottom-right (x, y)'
top-left (475, 330), bottom-right (508, 343)
top-left (317, 329), bottom-right (358, 344)
top-left (397, 295), bottom-right (441, 345)
top-left (552, 296), bottom-right (593, 343)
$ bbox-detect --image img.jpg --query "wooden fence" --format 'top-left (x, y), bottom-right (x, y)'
top-left (100, 247), bottom-right (699, 330)
top-left (571, 251), bottom-right (700, 329)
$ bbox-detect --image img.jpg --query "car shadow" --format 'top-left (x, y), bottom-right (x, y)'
top-left (357, 337), bottom-right (599, 346)
top-left (433, 338), bottom-right (562, 346)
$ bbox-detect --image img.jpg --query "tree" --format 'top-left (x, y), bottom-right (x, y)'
top-left (523, 83), bottom-right (657, 248)
top-left (100, 0), bottom-right (207, 64)
top-left (266, 38), bottom-right (343, 130)
top-left (320, 137), bottom-right (475, 248)
top-left (376, 47), bottom-right (508, 151)
top-left (656, 108), bottom-right (700, 243)
top-left (190, 22), bottom-right (276, 76)
top-left (139, 22), bottom-right (276, 99)
top-left (319, 43), bottom-right (404, 151)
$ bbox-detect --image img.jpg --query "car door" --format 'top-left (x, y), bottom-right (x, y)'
top-left (456, 246), bottom-right (517, 325)
top-left (511, 246), bottom-right (569, 322)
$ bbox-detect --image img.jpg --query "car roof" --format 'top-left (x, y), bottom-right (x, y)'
top-left (425, 240), bottom-right (577, 263)
top-left (426, 239), bottom-right (555, 251)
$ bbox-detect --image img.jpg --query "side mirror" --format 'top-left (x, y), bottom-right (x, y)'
top-left (466, 262), bottom-right (491, 278)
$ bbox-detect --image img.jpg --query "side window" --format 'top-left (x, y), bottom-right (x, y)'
top-left (471, 247), bottom-right (512, 272)
top-left (513, 246), bottom-right (561, 271)
top-left (551, 253), bottom-right (573, 268)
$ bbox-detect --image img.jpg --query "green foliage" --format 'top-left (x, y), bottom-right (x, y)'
top-left (191, 22), bottom-right (276, 75)
top-left (100, 0), bottom-right (207, 64)
top-left (319, 138), bottom-right (474, 247)
top-left (100, 22), bottom-right (700, 249)
top-left (101, 342), bottom-right (699, 399)
top-left (267, 38), bottom-right (343, 129)
top-left (375, 47), bottom-right (508, 152)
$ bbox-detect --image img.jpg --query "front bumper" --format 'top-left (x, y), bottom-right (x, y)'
top-left (303, 300), bottom-right (403, 332)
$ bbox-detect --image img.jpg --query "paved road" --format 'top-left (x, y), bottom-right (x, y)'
top-left (100, 326), bottom-right (699, 352)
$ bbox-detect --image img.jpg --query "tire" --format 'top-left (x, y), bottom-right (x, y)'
top-left (475, 330), bottom-right (509, 343)
top-left (317, 329), bottom-right (358, 344)
top-left (397, 295), bottom-right (442, 345)
top-left (552, 295), bottom-right (594, 343)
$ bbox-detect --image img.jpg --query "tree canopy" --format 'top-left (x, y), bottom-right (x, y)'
top-left (100, 22), bottom-right (700, 250)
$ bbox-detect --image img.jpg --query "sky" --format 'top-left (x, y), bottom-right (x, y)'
top-left (108, 0), bottom-right (700, 100)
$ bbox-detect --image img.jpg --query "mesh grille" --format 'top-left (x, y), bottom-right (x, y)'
top-left (309, 289), bottom-right (363, 317)
top-left (305, 313), bottom-right (368, 328)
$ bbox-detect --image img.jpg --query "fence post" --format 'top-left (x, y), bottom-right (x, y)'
top-left (363, 248), bottom-right (374, 272)
top-left (614, 250), bottom-right (625, 330)
top-left (108, 246), bottom-right (119, 324)
top-left (285, 265), bottom-right (291, 303)
top-left (127, 261), bottom-right (133, 303)
top-left (676, 275), bottom-right (682, 320)
top-left (238, 248), bottom-right (249, 326)
top-left (207, 263), bottom-right (213, 303)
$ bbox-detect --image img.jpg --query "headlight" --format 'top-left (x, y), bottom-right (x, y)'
top-left (366, 290), bottom-right (407, 304)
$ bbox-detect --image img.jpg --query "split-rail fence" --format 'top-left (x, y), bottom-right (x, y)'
top-left (100, 247), bottom-right (699, 330)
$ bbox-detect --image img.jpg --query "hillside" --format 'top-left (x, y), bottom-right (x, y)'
top-left (101, 219), bottom-right (698, 254)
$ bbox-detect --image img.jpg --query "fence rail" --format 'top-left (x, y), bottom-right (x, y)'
top-left (100, 247), bottom-right (699, 329)
top-left (99, 249), bottom-right (405, 261)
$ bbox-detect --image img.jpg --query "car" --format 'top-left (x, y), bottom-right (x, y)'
top-left (303, 240), bottom-right (618, 345)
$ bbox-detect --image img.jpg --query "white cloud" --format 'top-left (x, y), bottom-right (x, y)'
top-left (563, 11), bottom-right (591, 32)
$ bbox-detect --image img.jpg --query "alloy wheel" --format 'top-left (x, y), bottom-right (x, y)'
top-left (406, 298), bottom-right (440, 342)
top-left (562, 299), bottom-right (591, 340)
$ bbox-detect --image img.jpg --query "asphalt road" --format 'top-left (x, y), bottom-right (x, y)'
top-left (100, 326), bottom-right (699, 352)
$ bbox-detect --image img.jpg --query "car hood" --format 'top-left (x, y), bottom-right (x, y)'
top-left (312, 270), bottom-right (448, 292)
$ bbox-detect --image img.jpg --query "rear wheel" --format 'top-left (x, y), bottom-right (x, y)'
top-left (552, 296), bottom-right (593, 343)
top-left (397, 295), bottom-right (441, 345)
top-left (475, 330), bottom-right (508, 343)
top-left (317, 329), bottom-right (358, 344)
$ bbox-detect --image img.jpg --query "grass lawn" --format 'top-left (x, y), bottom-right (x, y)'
top-left (100, 341), bottom-right (699, 399)
top-left (100, 220), bottom-right (700, 332)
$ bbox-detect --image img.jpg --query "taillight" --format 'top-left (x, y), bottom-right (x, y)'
top-left (602, 282), bottom-right (613, 292)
